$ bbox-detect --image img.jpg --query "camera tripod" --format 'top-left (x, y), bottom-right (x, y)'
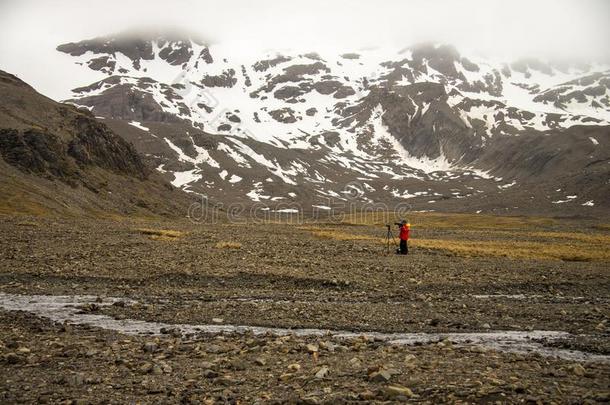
top-left (383, 224), bottom-right (398, 254)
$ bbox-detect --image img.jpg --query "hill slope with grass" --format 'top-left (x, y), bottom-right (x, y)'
top-left (0, 70), bottom-right (192, 217)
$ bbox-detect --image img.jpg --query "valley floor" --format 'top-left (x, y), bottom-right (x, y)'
top-left (0, 213), bottom-right (608, 403)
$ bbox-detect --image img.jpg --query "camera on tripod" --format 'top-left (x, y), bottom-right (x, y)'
top-left (383, 221), bottom-right (409, 255)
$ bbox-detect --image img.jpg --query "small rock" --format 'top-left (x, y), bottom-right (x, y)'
top-left (200, 361), bottom-right (215, 369)
top-left (359, 390), bottom-right (376, 400)
top-left (229, 360), bottom-right (247, 370)
top-left (17, 347), bottom-right (31, 354)
top-left (85, 376), bottom-right (101, 385)
top-left (254, 357), bottom-right (266, 366)
top-left (287, 363), bottom-right (301, 371)
top-left (349, 357), bottom-right (362, 368)
top-left (80, 303), bottom-right (100, 312)
top-left (319, 341), bottom-right (335, 352)
top-left (160, 327), bottom-right (181, 337)
top-left (512, 383), bottom-right (527, 394)
top-left (384, 385), bottom-right (414, 398)
top-left (489, 377), bottom-right (504, 385)
top-left (306, 344), bottom-right (319, 353)
top-left (5, 353), bottom-right (21, 364)
top-left (369, 369), bottom-right (393, 382)
top-left (212, 318), bottom-right (224, 324)
top-left (523, 395), bottom-right (542, 405)
top-left (314, 366), bottom-right (329, 379)
top-left (300, 395), bottom-right (320, 405)
top-left (37, 394), bottom-right (51, 403)
top-left (140, 362), bottom-right (153, 374)
top-left (216, 375), bottom-right (237, 385)
top-left (146, 385), bottom-right (164, 394)
top-left (279, 373), bottom-right (293, 381)
top-left (203, 369), bottom-right (218, 379)
top-left (206, 344), bottom-right (223, 354)
top-left (481, 323), bottom-right (491, 329)
top-left (572, 364), bottom-right (585, 376)
top-left (143, 342), bottom-right (157, 353)
top-left (66, 373), bottom-right (85, 387)
top-left (438, 338), bottom-right (452, 348)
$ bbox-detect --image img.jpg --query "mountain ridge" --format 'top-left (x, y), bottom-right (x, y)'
top-left (26, 32), bottom-right (608, 216)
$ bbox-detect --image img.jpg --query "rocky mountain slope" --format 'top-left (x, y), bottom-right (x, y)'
top-left (0, 70), bottom-right (191, 217)
top-left (46, 32), bottom-right (610, 216)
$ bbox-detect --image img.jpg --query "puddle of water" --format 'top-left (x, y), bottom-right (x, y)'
top-left (473, 294), bottom-right (529, 300)
top-left (0, 293), bottom-right (606, 363)
top-left (217, 297), bottom-right (406, 306)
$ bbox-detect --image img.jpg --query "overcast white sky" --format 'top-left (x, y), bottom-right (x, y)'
top-left (1, 0), bottom-right (608, 98)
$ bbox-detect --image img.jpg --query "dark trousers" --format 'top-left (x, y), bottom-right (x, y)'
top-left (399, 239), bottom-right (408, 255)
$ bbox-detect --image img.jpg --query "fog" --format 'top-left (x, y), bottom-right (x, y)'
top-left (0, 0), bottom-right (608, 98)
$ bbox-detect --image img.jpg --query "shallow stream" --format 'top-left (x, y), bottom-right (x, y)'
top-left (0, 292), bottom-right (606, 363)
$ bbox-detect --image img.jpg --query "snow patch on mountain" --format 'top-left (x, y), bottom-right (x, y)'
top-left (370, 105), bottom-right (454, 173)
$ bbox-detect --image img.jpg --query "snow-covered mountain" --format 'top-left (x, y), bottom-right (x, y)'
top-left (52, 31), bottom-right (610, 215)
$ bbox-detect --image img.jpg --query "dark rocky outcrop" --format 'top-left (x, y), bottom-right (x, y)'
top-left (274, 84), bottom-right (310, 101)
top-left (158, 40), bottom-right (193, 66)
top-left (87, 56), bottom-right (116, 74)
top-left (199, 47), bottom-right (214, 64)
top-left (253, 56), bottom-right (292, 72)
top-left (252, 62), bottom-right (332, 97)
top-left (0, 128), bottom-right (79, 181)
top-left (58, 31), bottom-right (209, 72)
top-left (58, 37), bottom-right (154, 70)
top-left (202, 69), bottom-right (237, 88)
top-left (0, 71), bottom-right (147, 183)
top-left (269, 108), bottom-right (298, 123)
top-left (68, 84), bottom-right (183, 123)
top-left (340, 53), bottom-right (361, 60)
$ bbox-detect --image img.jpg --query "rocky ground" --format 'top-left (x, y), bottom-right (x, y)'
top-left (0, 214), bottom-right (609, 403)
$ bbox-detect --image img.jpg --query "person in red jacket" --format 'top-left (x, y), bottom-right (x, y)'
top-left (397, 219), bottom-right (410, 255)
